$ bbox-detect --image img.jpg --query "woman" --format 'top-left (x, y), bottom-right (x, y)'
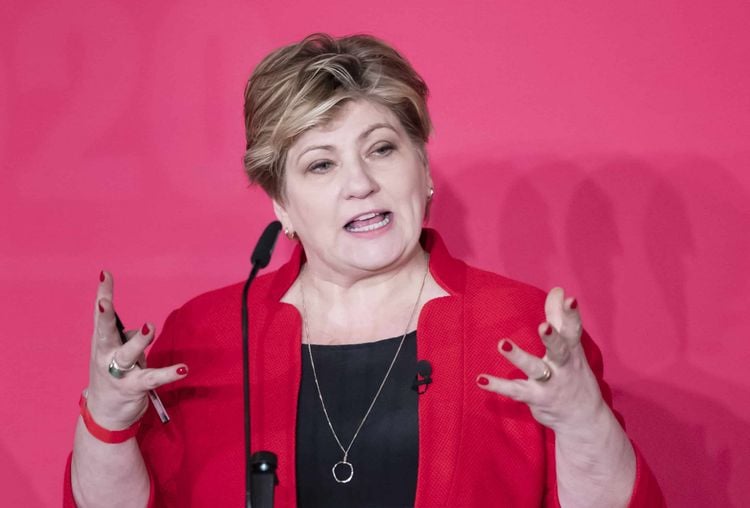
top-left (66, 34), bottom-right (663, 507)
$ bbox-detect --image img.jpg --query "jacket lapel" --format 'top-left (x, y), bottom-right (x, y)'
top-left (415, 230), bottom-right (467, 507)
top-left (415, 294), bottom-right (464, 507)
top-left (250, 247), bottom-right (304, 507)
top-left (251, 229), bottom-right (466, 508)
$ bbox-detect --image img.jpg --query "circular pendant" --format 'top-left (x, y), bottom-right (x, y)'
top-left (332, 460), bottom-right (354, 483)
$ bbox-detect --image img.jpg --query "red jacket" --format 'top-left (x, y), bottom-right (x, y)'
top-left (65, 229), bottom-right (663, 507)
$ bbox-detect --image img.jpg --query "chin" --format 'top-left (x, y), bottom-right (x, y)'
top-left (340, 232), bottom-right (418, 272)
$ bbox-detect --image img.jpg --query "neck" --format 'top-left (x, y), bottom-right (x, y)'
top-left (304, 247), bottom-right (428, 300)
top-left (296, 247), bottom-right (430, 345)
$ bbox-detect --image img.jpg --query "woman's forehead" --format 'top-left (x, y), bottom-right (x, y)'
top-left (290, 100), bottom-right (403, 152)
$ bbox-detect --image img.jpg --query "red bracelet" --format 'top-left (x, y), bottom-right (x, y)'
top-left (79, 393), bottom-right (141, 444)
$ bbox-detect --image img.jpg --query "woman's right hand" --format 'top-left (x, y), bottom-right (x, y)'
top-left (84, 270), bottom-right (187, 430)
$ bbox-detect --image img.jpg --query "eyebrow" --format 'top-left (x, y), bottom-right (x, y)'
top-left (295, 122), bottom-right (398, 164)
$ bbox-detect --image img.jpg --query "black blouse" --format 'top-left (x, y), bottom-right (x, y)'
top-left (296, 331), bottom-right (419, 508)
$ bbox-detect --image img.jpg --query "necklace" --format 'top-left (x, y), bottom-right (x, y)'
top-left (299, 263), bottom-right (429, 484)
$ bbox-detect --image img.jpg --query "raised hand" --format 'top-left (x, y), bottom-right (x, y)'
top-left (84, 271), bottom-right (187, 430)
top-left (476, 287), bottom-right (605, 433)
top-left (476, 287), bottom-right (637, 507)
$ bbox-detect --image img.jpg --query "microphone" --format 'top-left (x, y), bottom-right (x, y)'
top-left (251, 221), bottom-right (282, 268)
top-left (243, 221), bottom-right (282, 508)
top-left (412, 360), bottom-right (433, 394)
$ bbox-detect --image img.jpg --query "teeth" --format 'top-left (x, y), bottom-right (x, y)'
top-left (351, 211), bottom-right (379, 222)
top-left (346, 213), bottom-right (391, 232)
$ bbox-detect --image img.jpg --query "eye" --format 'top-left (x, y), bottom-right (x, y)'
top-left (308, 160), bottom-right (334, 173)
top-left (371, 143), bottom-right (395, 157)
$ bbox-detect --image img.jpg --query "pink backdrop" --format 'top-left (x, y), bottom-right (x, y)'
top-left (2, 1), bottom-right (749, 505)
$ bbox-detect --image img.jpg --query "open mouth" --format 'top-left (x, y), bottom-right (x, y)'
top-left (344, 211), bottom-right (392, 233)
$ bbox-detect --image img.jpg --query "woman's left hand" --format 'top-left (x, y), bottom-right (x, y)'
top-left (476, 287), bottom-right (606, 434)
top-left (477, 287), bottom-right (638, 506)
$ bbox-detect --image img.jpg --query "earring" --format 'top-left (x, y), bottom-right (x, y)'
top-left (284, 227), bottom-right (297, 240)
top-left (427, 187), bottom-right (435, 201)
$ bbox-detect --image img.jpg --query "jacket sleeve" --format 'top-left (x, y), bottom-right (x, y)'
top-left (543, 329), bottom-right (665, 507)
top-left (62, 308), bottom-right (183, 508)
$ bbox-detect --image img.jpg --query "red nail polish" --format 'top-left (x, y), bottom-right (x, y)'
top-left (570, 299), bottom-right (578, 310)
top-left (177, 366), bottom-right (188, 375)
top-left (99, 271), bottom-right (105, 282)
top-left (477, 375), bottom-right (489, 386)
top-left (501, 341), bottom-right (513, 352)
top-left (141, 323), bottom-right (149, 335)
top-left (545, 324), bottom-right (553, 336)
top-left (98, 301), bottom-right (104, 313)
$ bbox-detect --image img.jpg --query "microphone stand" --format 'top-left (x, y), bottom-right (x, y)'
top-left (242, 221), bottom-right (282, 508)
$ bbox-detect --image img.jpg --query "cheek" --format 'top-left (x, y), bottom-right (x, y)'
top-left (403, 171), bottom-right (429, 205)
top-left (286, 192), bottom-right (336, 230)
top-left (388, 172), bottom-right (426, 214)
top-left (400, 186), bottom-right (428, 224)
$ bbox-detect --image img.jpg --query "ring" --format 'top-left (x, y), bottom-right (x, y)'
top-left (108, 354), bottom-right (137, 379)
top-left (534, 362), bottom-right (552, 383)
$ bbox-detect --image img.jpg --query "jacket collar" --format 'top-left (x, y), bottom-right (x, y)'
top-left (265, 228), bottom-right (467, 302)
top-left (256, 228), bottom-right (466, 507)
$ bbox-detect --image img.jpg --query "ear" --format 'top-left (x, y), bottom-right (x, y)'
top-left (423, 161), bottom-right (434, 195)
top-left (420, 150), bottom-right (433, 188)
top-left (422, 162), bottom-right (435, 225)
top-left (425, 169), bottom-right (434, 193)
top-left (272, 198), bottom-right (292, 232)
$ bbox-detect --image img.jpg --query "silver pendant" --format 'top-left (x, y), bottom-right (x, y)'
top-left (332, 460), bottom-right (354, 483)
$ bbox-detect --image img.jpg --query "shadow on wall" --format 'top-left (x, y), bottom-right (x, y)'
top-left (430, 154), bottom-right (750, 507)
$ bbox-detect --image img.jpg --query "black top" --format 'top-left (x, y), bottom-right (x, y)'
top-left (296, 331), bottom-right (419, 508)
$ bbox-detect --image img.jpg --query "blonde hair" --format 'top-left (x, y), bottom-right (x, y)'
top-left (243, 33), bottom-right (432, 200)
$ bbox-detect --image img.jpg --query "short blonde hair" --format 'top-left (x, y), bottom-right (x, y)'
top-left (243, 33), bottom-right (432, 201)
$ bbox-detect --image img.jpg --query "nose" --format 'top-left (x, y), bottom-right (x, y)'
top-left (343, 159), bottom-right (379, 199)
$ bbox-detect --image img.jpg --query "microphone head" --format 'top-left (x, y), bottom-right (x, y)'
top-left (251, 221), bottom-right (282, 268)
top-left (416, 359), bottom-right (432, 377)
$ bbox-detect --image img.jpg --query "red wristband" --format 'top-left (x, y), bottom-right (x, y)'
top-left (79, 393), bottom-right (141, 444)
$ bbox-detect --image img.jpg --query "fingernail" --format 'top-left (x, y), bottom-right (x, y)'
top-left (501, 341), bottom-right (513, 352)
top-left (177, 366), bottom-right (188, 376)
top-left (545, 324), bottom-right (553, 336)
top-left (141, 323), bottom-right (150, 335)
top-left (99, 270), bottom-right (105, 282)
top-left (570, 299), bottom-right (578, 310)
top-left (477, 375), bottom-right (489, 386)
top-left (98, 300), bottom-right (104, 313)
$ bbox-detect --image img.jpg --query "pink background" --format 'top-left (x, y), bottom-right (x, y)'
top-left (2, 1), bottom-right (749, 505)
